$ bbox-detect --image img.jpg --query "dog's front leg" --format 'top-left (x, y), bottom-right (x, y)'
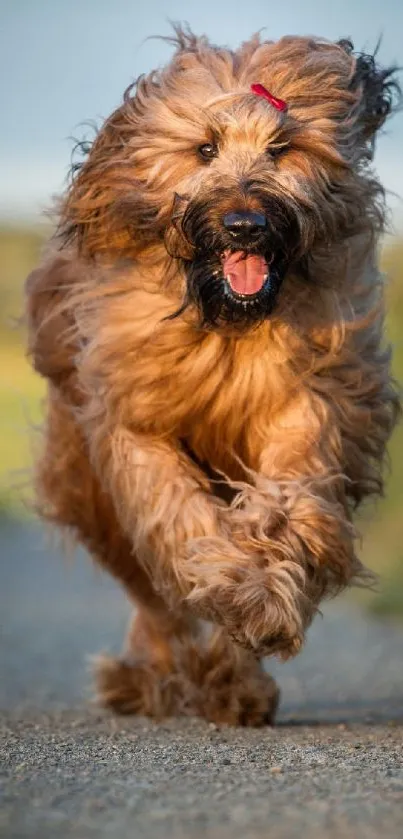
top-left (209, 394), bottom-right (366, 658)
top-left (216, 470), bottom-right (358, 659)
top-left (84, 421), bottom-right (260, 612)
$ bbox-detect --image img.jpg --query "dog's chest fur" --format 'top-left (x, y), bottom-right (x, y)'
top-left (127, 319), bottom-right (295, 477)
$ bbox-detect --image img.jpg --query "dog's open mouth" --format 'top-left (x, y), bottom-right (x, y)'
top-left (181, 245), bottom-right (285, 326)
top-left (221, 250), bottom-right (271, 298)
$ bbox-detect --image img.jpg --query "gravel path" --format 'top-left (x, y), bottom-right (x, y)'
top-left (1, 521), bottom-right (403, 838)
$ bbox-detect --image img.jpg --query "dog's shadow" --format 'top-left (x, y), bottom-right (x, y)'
top-left (276, 698), bottom-right (403, 726)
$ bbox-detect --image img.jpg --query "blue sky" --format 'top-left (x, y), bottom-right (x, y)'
top-left (1, 0), bottom-right (403, 231)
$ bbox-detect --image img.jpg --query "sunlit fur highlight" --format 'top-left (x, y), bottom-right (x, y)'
top-left (25, 27), bottom-right (400, 725)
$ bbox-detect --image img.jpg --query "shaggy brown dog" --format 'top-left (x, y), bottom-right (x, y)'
top-left (25, 27), bottom-right (400, 725)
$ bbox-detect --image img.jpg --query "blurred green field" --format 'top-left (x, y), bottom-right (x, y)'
top-left (0, 227), bottom-right (48, 516)
top-left (0, 225), bottom-right (402, 618)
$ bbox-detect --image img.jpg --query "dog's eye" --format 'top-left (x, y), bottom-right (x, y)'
top-left (266, 144), bottom-right (289, 160)
top-left (198, 143), bottom-right (218, 162)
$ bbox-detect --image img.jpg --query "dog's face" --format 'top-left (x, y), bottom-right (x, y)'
top-left (66, 31), bottom-right (399, 327)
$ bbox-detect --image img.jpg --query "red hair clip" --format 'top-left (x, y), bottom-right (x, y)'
top-left (251, 83), bottom-right (287, 112)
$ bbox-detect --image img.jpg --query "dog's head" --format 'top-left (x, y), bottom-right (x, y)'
top-left (63, 28), bottom-right (400, 328)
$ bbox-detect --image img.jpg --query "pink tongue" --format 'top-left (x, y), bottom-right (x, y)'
top-left (222, 251), bottom-right (268, 295)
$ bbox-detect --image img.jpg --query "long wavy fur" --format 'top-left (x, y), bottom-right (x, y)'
top-left (24, 27), bottom-right (400, 724)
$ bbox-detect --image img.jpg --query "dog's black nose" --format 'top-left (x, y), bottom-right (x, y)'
top-left (223, 210), bottom-right (267, 242)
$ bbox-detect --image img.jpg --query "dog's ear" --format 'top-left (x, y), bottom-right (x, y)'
top-left (338, 39), bottom-right (401, 147)
top-left (59, 83), bottom-right (162, 258)
top-left (25, 252), bottom-right (85, 387)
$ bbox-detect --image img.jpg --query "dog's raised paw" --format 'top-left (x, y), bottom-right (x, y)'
top-left (188, 567), bottom-right (306, 660)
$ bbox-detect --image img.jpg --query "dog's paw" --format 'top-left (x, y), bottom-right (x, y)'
top-left (186, 558), bottom-right (309, 659)
top-left (93, 655), bottom-right (181, 717)
top-left (228, 625), bottom-right (303, 660)
top-left (198, 662), bottom-right (280, 726)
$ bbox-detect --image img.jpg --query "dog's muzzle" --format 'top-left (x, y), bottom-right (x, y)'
top-left (170, 195), bottom-right (298, 327)
top-left (221, 212), bottom-right (271, 297)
